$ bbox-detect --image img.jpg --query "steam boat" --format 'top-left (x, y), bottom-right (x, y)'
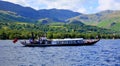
top-left (20, 37), bottom-right (100, 47)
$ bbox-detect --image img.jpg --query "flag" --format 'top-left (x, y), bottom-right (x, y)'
top-left (13, 38), bottom-right (18, 43)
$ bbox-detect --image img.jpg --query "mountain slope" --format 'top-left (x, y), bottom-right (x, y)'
top-left (0, 1), bottom-right (81, 22)
top-left (0, 10), bottom-right (33, 22)
top-left (38, 9), bottom-right (81, 22)
top-left (0, 0), bottom-right (39, 20)
top-left (0, 1), bottom-right (120, 32)
top-left (68, 10), bottom-right (120, 31)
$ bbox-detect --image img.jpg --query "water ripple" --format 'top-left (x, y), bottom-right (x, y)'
top-left (0, 39), bottom-right (120, 66)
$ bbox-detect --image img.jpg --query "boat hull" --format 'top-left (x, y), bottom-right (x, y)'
top-left (20, 39), bottom-right (100, 47)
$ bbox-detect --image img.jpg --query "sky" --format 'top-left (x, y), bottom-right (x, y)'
top-left (2, 0), bottom-right (120, 14)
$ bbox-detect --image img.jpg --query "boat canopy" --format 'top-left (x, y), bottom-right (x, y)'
top-left (51, 38), bottom-right (84, 44)
top-left (52, 38), bottom-right (83, 41)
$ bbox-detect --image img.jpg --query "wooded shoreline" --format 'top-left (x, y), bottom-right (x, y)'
top-left (0, 30), bottom-right (120, 39)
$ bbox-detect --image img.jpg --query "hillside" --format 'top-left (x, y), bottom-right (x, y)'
top-left (0, 1), bottom-right (81, 22)
top-left (1, 0), bottom-right (120, 32)
top-left (68, 10), bottom-right (120, 31)
top-left (0, 10), bottom-right (34, 22)
top-left (0, 1), bottom-right (120, 39)
top-left (38, 9), bottom-right (81, 22)
top-left (0, 1), bottom-right (39, 20)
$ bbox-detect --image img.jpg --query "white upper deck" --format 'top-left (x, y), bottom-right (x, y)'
top-left (52, 38), bottom-right (83, 41)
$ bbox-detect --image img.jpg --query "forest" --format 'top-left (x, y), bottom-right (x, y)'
top-left (0, 22), bottom-right (120, 39)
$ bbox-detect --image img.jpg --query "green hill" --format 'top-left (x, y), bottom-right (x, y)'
top-left (68, 10), bottom-right (120, 31)
top-left (0, 1), bottom-right (120, 39)
top-left (0, 1), bottom-right (81, 22)
top-left (0, 10), bottom-right (34, 22)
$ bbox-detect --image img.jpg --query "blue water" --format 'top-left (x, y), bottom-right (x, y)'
top-left (0, 39), bottom-right (120, 66)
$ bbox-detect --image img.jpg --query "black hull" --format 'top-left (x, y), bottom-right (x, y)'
top-left (22, 39), bottom-right (100, 47)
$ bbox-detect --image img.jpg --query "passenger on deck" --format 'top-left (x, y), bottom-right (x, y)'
top-left (37, 38), bottom-right (42, 44)
top-left (29, 38), bottom-right (34, 44)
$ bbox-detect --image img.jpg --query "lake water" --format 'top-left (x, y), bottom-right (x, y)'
top-left (0, 39), bottom-right (120, 66)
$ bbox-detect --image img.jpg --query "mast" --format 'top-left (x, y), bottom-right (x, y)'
top-left (31, 32), bottom-right (34, 41)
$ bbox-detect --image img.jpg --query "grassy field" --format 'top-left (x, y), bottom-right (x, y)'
top-left (84, 18), bottom-right (120, 32)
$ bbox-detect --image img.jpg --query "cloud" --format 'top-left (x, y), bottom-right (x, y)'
top-left (97, 0), bottom-right (120, 11)
top-left (28, 0), bottom-right (87, 13)
top-left (2, 0), bottom-right (87, 13)
top-left (2, 0), bottom-right (120, 14)
top-left (3, 0), bottom-right (29, 6)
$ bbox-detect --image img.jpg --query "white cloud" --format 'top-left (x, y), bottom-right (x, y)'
top-left (97, 0), bottom-right (120, 11)
top-left (2, 0), bottom-right (120, 14)
top-left (76, 7), bottom-right (87, 13)
top-left (3, 0), bottom-right (29, 6)
top-left (2, 0), bottom-right (86, 13)
top-left (33, 0), bottom-right (86, 13)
